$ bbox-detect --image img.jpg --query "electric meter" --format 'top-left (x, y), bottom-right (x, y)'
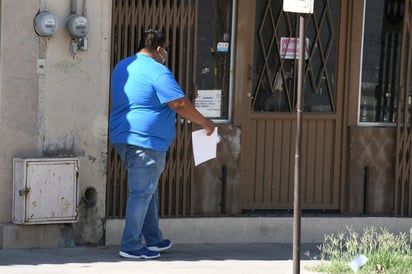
top-left (34, 11), bottom-right (59, 37)
top-left (66, 15), bottom-right (89, 38)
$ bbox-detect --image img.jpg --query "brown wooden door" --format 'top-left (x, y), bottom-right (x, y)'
top-left (238, 0), bottom-right (347, 212)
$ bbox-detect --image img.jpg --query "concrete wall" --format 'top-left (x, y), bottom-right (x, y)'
top-left (347, 127), bottom-right (396, 215)
top-left (0, 0), bottom-right (111, 247)
top-left (106, 217), bottom-right (412, 245)
top-left (193, 125), bottom-right (241, 215)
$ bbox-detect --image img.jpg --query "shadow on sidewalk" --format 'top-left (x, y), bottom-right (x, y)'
top-left (0, 243), bottom-right (322, 266)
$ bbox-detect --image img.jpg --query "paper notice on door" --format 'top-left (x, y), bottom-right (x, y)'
top-left (191, 127), bottom-right (218, 166)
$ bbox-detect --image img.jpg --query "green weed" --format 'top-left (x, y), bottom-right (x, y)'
top-left (307, 226), bottom-right (412, 273)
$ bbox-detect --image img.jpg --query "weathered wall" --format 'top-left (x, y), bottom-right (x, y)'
top-left (0, 0), bottom-right (111, 246)
top-left (193, 124), bottom-right (241, 215)
top-left (347, 127), bottom-right (396, 215)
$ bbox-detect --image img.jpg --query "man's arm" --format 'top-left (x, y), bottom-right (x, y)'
top-left (167, 97), bottom-right (215, 135)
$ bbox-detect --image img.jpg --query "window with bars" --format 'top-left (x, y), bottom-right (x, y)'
top-left (251, 0), bottom-right (338, 113)
top-left (194, 0), bottom-right (233, 120)
top-left (359, 0), bottom-right (405, 124)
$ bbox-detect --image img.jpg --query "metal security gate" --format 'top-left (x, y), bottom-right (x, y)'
top-left (106, 0), bottom-right (198, 218)
top-left (395, 0), bottom-right (412, 216)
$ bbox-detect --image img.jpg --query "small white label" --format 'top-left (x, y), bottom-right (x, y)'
top-left (283, 0), bottom-right (314, 14)
top-left (217, 42), bottom-right (229, 52)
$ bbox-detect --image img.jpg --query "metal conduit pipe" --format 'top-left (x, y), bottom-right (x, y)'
top-left (220, 165), bottom-right (227, 214)
top-left (71, 0), bottom-right (77, 14)
top-left (83, 0), bottom-right (88, 17)
top-left (364, 166), bottom-right (369, 214)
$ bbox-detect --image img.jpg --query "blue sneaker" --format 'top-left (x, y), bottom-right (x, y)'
top-left (119, 247), bottom-right (160, 259)
top-left (147, 239), bottom-right (172, 252)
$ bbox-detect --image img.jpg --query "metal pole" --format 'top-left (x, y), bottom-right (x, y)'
top-left (293, 14), bottom-right (305, 274)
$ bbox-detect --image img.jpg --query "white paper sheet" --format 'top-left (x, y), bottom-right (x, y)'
top-left (191, 127), bottom-right (218, 166)
top-left (348, 254), bottom-right (368, 272)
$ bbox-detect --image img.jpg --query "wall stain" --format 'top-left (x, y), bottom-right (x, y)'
top-left (43, 134), bottom-right (85, 157)
top-left (52, 58), bottom-right (90, 82)
top-left (88, 154), bottom-right (97, 163)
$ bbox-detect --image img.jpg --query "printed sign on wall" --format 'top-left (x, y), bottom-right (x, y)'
top-left (195, 89), bottom-right (222, 117)
top-left (280, 37), bottom-right (310, 60)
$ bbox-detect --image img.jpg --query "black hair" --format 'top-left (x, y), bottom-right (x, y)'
top-left (139, 29), bottom-right (166, 51)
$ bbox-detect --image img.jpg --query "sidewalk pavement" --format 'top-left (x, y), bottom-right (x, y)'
top-left (0, 242), bottom-right (324, 274)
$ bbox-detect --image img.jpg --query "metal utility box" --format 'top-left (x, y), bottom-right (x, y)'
top-left (12, 158), bottom-right (80, 224)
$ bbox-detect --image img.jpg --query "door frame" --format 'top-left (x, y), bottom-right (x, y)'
top-left (235, 0), bottom-right (356, 213)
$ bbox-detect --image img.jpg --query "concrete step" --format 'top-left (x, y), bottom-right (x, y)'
top-left (106, 216), bottom-right (412, 246)
top-left (2, 217), bottom-right (410, 249)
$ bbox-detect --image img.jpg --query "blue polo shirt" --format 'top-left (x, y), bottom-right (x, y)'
top-left (109, 53), bottom-right (185, 151)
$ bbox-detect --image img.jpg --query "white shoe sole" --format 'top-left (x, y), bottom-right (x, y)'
top-left (119, 251), bottom-right (160, 259)
top-left (147, 242), bottom-right (173, 252)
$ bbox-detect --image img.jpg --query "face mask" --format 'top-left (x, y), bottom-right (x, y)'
top-left (160, 49), bottom-right (168, 64)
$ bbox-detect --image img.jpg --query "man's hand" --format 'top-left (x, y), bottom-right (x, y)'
top-left (201, 119), bottom-right (215, 136)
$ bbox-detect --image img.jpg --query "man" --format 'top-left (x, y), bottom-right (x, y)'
top-left (109, 29), bottom-right (215, 259)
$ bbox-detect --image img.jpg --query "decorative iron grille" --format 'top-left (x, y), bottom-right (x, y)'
top-left (252, 0), bottom-right (338, 113)
top-left (395, 0), bottom-right (412, 216)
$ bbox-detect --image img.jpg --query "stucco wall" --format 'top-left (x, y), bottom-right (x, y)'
top-left (0, 0), bottom-right (111, 246)
top-left (193, 124), bottom-right (241, 215)
top-left (347, 126), bottom-right (395, 215)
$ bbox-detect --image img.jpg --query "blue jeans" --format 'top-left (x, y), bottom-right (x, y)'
top-left (113, 143), bottom-right (166, 252)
